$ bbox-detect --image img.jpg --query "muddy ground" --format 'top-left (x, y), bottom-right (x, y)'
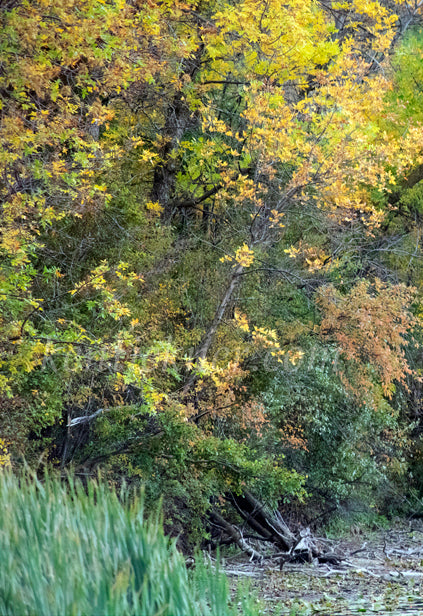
top-left (222, 519), bottom-right (423, 614)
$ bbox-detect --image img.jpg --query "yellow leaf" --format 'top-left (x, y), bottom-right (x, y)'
top-left (234, 309), bottom-right (249, 332)
top-left (234, 244), bottom-right (254, 267)
top-left (146, 201), bottom-right (164, 215)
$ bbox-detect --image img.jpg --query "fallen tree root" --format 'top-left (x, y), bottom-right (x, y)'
top-left (229, 490), bottom-right (296, 552)
top-left (209, 491), bottom-right (344, 566)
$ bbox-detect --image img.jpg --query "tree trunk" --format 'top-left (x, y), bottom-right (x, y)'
top-left (184, 263), bottom-right (244, 394)
top-left (230, 491), bottom-right (296, 552)
top-left (151, 44), bottom-right (204, 220)
top-left (209, 511), bottom-right (264, 561)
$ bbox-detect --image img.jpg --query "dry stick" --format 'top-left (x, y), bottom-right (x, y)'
top-left (349, 542), bottom-right (368, 556)
top-left (68, 404), bottom-right (145, 427)
top-left (220, 569), bottom-right (262, 578)
top-left (198, 262), bottom-right (244, 361)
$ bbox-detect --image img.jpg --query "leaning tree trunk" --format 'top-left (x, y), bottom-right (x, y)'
top-left (184, 263), bottom-right (244, 395)
top-left (209, 511), bottom-right (264, 561)
top-left (230, 490), bottom-right (297, 552)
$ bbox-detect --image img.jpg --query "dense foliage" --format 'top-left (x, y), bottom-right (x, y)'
top-left (1, 0), bottom-right (423, 539)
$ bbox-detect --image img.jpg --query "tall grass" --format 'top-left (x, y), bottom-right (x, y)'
top-left (0, 472), bottom-right (260, 616)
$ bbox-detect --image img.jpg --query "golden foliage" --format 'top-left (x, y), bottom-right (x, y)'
top-left (318, 280), bottom-right (418, 403)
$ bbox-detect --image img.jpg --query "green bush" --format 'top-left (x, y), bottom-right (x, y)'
top-left (0, 472), bottom-right (261, 616)
top-left (260, 346), bottom-right (408, 509)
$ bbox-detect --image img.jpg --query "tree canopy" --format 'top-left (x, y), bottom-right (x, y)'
top-left (1, 0), bottom-right (423, 540)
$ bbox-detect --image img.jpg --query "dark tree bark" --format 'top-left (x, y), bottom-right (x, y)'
top-left (151, 44), bottom-right (204, 220)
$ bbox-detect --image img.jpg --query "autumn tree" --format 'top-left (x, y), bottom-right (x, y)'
top-left (0, 0), bottom-right (179, 445)
top-left (1, 0), bottom-right (423, 544)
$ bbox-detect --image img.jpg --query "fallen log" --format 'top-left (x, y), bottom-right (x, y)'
top-left (210, 491), bottom-right (345, 566)
top-left (209, 511), bottom-right (263, 561)
top-left (229, 490), bottom-right (297, 552)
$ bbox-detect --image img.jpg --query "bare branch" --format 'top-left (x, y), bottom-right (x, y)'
top-left (68, 408), bottom-right (108, 427)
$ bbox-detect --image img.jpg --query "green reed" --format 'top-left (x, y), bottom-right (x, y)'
top-left (0, 472), bottom-right (260, 616)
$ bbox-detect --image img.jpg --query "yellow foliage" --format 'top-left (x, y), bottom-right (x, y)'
top-left (234, 309), bottom-right (249, 332)
top-left (288, 350), bottom-right (304, 366)
top-left (284, 245), bottom-right (300, 259)
top-left (146, 201), bottom-right (164, 216)
top-left (234, 244), bottom-right (254, 267)
top-left (0, 440), bottom-right (11, 469)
